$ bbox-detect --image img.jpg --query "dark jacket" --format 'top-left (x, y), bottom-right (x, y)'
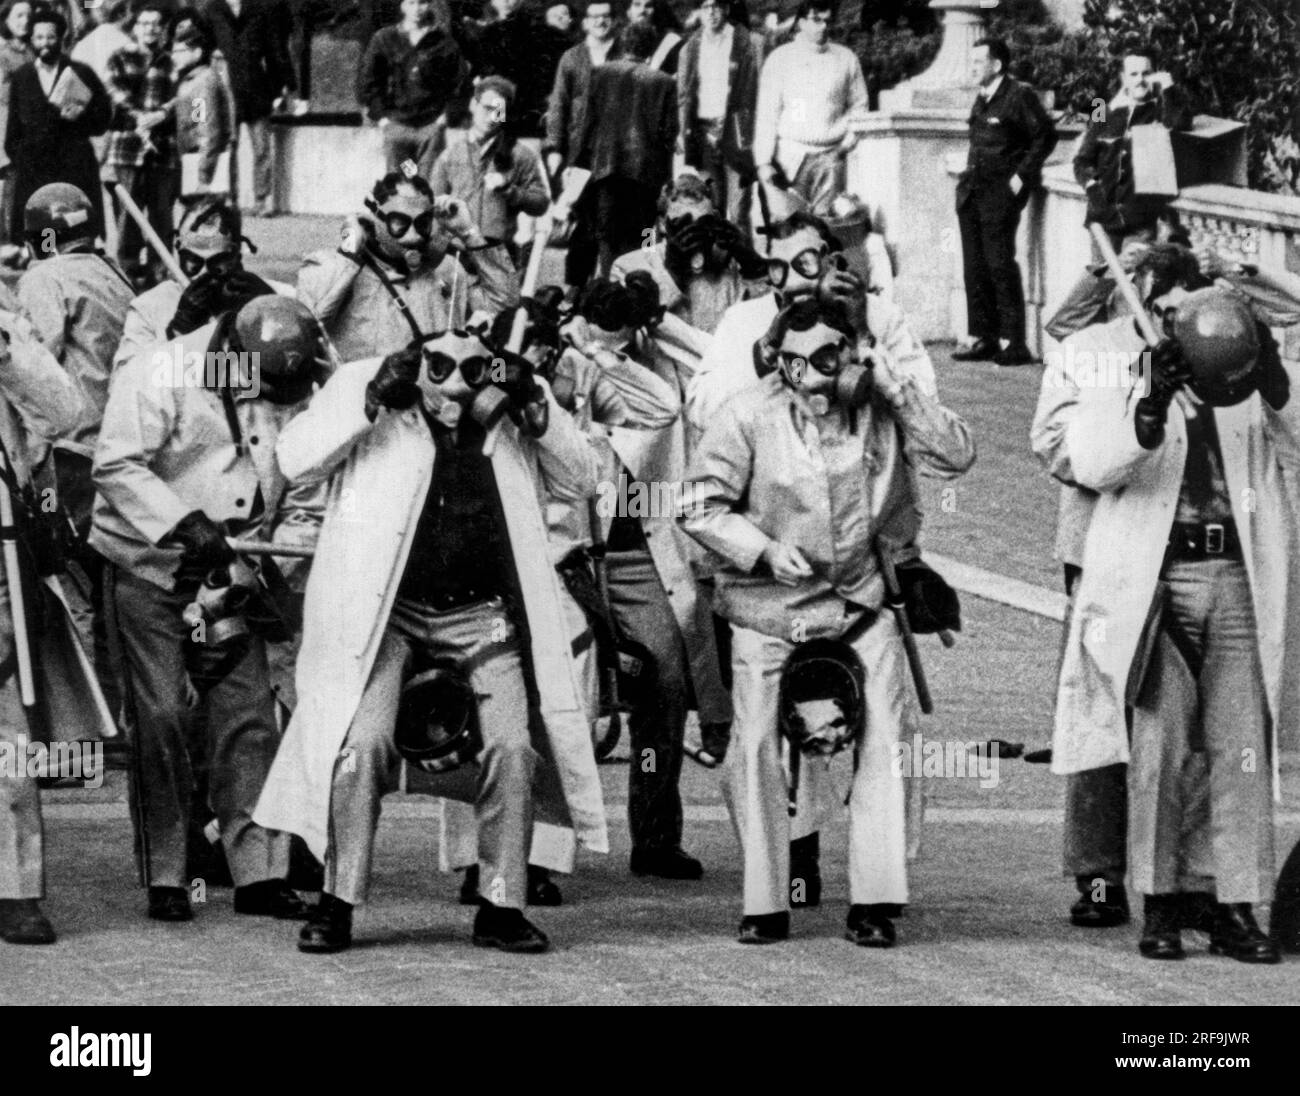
top-left (5, 58), bottom-right (112, 239)
top-left (957, 75), bottom-right (1057, 204)
top-left (357, 23), bottom-right (468, 127)
top-left (545, 39), bottom-right (622, 162)
top-left (576, 59), bottom-right (676, 190)
top-left (1073, 87), bottom-right (1194, 236)
top-left (469, 12), bottom-right (569, 138)
top-left (200, 0), bottom-right (295, 122)
top-left (676, 25), bottom-right (761, 173)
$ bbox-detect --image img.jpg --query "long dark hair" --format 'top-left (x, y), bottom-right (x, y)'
top-left (0, 0), bottom-right (31, 42)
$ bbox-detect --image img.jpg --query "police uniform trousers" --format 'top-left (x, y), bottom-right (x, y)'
top-left (605, 547), bottom-right (691, 855)
top-left (1128, 557), bottom-right (1274, 904)
top-left (0, 577), bottom-right (43, 900)
top-left (325, 596), bottom-right (536, 909)
top-left (112, 566), bottom-right (290, 890)
top-left (726, 611), bottom-right (909, 917)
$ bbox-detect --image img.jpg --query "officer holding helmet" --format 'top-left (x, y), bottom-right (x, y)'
top-left (1040, 242), bottom-right (1298, 965)
top-left (679, 299), bottom-right (974, 946)
top-left (297, 171), bottom-right (519, 364)
top-left (253, 320), bottom-right (605, 956)
top-left (91, 296), bottom-right (331, 924)
top-left (114, 198), bottom-right (292, 369)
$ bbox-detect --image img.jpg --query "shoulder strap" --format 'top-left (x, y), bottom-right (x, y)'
top-left (359, 248), bottom-right (429, 344)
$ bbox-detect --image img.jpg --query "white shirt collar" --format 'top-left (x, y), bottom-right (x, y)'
top-left (981, 75), bottom-right (1004, 101)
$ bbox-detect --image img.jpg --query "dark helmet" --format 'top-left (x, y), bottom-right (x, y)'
top-left (394, 660), bottom-right (482, 774)
top-left (23, 183), bottom-right (95, 255)
top-left (233, 296), bottom-right (327, 405)
top-left (778, 638), bottom-right (866, 757)
top-left (1172, 288), bottom-right (1261, 407)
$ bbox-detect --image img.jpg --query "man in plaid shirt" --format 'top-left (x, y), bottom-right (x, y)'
top-left (105, 2), bottom-right (178, 283)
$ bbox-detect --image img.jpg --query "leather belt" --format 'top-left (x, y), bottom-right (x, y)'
top-left (419, 588), bottom-right (502, 614)
top-left (1166, 520), bottom-right (1241, 561)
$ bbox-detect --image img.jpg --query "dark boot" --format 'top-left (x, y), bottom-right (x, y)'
top-left (1209, 903), bottom-right (1281, 964)
top-left (1179, 891), bottom-right (1218, 934)
top-left (472, 904), bottom-right (550, 953)
top-left (0, 899), bottom-right (56, 944)
top-left (526, 866), bottom-right (563, 907)
top-left (737, 911), bottom-right (789, 944)
top-left (234, 880), bottom-right (309, 920)
top-left (1070, 876), bottom-right (1130, 927)
top-left (845, 904), bottom-right (896, 948)
top-left (1138, 894), bottom-right (1184, 959)
top-left (459, 865), bottom-right (482, 906)
top-left (147, 886), bottom-right (193, 922)
top-left (789, 834), bottom-right (821, 908)
top-left (298, 893), bottom-right (352, 953)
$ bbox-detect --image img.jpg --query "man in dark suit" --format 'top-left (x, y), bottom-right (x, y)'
top-left (5, 6), bottom-right (111, 240)
top-left (574, 22), bottom-right (677, 279)
top-left (200, 0), bottom-right (296, 216)
top-left (470, 0), bottom-right (572, 139)
top-left (953, 36), bottom-right (1057, 366)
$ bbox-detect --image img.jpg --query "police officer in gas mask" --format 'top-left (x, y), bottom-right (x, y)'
top-left (680, 301), bottom-right (974, 947)
top-left (114, 198), bottom-right (293, 368)
top-left (1041, 242), bottom-right (1298, 965)
top-left (91, 296), bottom-right (331, 924)
top-left (253, 318), bottom-right (605, 957)
top-left (611, 172), bottom-right (766, 335)
top-left (297, 171), bottom-right (519, 365)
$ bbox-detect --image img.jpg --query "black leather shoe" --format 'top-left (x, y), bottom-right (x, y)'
top-left (1209, 903), bottom-right (1281, 964)
top-left (527, 866), bottom-right (563, 907)
top-left (993, 344), bottom-right (1037, 367)
top-left (790, 834), bottom-right (821, 908)
top-left (472, 904), bottom-right (550, 953)
top-left (234, 880), bottom-right (310, 920)
top-left (298, 893), bottom-right (352, 954)
top-left (846, 904), bottom-right (896, 948)
top-left (1179, 891), bottom-right (1218, 934)
top-left (0, 899), bottom-right (56, 944)
top-left (147, 886), bottom-right (193, 922)
top-left (952, 338), bottom-right (998, 362)
top-left (630, 847), bottom-right (703, 880)
top-left (1138, 894), bottom-right (1184, 959)
top-left (737, 911), bottom-right (789, 944)
top-left (1070, 878), bottom-right (1130, 927)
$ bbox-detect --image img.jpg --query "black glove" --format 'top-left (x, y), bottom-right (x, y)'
top-left (218, 269), bottom-right (275, 314)
top-left (1256, 322), bottom-right (1290, 411)
top-left (1084, 182), bottom-right (1113, 227)
top-left (706, 216), bottom-right (766, 279)
top-left (167, 272), bottom-right (226, 337)
top-left (164, 510), bottom-right (234, 587)
top-left (1134, 337), bottom-right (1189, 448)
top-left (478, 349), bottom-right (549, 437)
top-left (364, 344), bottom-right (423, 420)
top-left (816, 265), bottom-right (867, 335)
top-left (623, 269), bottom-right (665, 330)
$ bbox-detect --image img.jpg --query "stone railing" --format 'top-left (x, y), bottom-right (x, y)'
top-left (945, 157), bottom-right (1300, 362)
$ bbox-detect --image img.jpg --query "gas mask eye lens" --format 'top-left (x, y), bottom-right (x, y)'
top-left (767, 258), bottom-right (790, 289)
top-left (809, 342), bottom-right (847, 375)
top-left (790, 246), bottom-right (830, 279)
top-left (177, 249), bottom-right (206, 278)
top-left (381, 208), bottom-right (435, 240)
top-left (424, 350), bottom-right (458, 383)
top-left (459, 356), bottom-right (494, 388)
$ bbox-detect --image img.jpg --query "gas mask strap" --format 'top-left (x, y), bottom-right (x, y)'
top-left (358, 247), bottom-right (429, 344)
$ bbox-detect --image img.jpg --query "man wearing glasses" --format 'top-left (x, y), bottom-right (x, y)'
top-left (752, 0), bottom-right (867, 214)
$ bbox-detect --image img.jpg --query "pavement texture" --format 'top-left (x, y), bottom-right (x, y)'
top-left (3, 217), bottom-right (1298, 1004)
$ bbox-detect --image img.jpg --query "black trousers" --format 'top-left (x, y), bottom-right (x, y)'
top-left (565, 176), bottom-right (660, 288)
top-left (956, 183), bottom-right (1028, 345)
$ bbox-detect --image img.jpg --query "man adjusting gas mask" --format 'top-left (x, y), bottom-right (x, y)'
top-left (363, 325), bottom-right (549, 439)
top-left (167, 201), bottom-right (276, 338)
top-left (661, 173), bottom-right (764, 286)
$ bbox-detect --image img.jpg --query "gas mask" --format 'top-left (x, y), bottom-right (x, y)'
top-left (664, 209), bottom-right (729, 277)
top-left (420, 329), bottom-right (548, 437)
top-left (182, 558), bottom-right (260, 648)
top-left (777, 319), bottom-right (872, 414)
top-left (366, 192), bottom-right (447, 273)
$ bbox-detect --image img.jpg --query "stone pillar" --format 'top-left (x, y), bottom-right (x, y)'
top-left (880, 0), bottom-right (996, 112)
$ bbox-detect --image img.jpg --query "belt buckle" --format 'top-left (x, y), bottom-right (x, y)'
top-left (1205, 523), bottom-right (1225, 554)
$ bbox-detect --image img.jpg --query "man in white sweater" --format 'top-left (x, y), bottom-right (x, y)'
top-left (753, 0), bottom-right (867, 214)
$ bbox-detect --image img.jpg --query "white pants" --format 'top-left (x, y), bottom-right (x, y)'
top-left (724, 612), bottom-right (911, 916)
